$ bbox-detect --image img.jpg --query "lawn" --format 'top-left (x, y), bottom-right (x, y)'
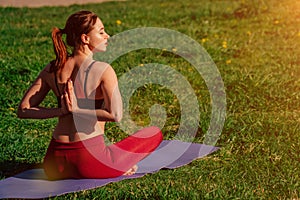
top-left (0, 0), bottom-right (299, 199)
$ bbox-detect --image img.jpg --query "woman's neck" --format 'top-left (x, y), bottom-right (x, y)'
top-left (73, 50), bottom-right (94, 68)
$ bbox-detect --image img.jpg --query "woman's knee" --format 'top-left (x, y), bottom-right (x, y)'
top-left (134, 126), bottom-right (163, 139)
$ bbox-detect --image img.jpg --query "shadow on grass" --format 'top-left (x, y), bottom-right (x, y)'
top-left (0, 161), bottom-right (42, 178)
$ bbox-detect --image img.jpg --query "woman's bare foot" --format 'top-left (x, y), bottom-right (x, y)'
top-left (123, 165), bottom-right (138, 176)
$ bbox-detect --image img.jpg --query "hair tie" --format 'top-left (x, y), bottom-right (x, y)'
top-left (59, 28), bottom-right (65, 34)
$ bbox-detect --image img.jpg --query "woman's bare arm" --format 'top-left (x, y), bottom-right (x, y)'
top-left (17, 69), bottom-right (68, 119)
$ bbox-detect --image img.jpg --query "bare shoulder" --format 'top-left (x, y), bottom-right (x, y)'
top-left (92, 61), bottom-right (116, 76)
top-left (39, 62), bottom-right (52, 77)
top-left (35, 62), bottom-right (53, 85)
top-left (93, 61), bottom-right (111, 70)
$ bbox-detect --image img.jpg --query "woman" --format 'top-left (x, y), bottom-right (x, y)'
top-left (17, 10), bottom-right (163, 180)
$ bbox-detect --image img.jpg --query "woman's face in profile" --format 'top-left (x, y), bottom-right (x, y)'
top-left (87, 18), bottom-right (110, 52)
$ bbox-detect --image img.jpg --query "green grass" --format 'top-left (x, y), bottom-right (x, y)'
top-left (1, 0), bottom-right (300, 199)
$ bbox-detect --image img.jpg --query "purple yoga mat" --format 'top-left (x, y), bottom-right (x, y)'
top-left (0, 140), bottom-right (219, 199)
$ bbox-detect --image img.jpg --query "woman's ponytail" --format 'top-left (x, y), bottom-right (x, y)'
top-left (51, 27), bottom-right (68, 73)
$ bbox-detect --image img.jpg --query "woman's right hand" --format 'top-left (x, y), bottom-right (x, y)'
top-left (59, 79), bottom-right (73, 115)
top-left (61, 79), bottom-right (78, 115)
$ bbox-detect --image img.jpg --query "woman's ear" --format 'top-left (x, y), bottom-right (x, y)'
top-left (81, 34), bottom-right (90, 44)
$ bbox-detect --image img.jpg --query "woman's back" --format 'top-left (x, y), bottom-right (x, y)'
top-left (45, 58), bottom-right (108, 142)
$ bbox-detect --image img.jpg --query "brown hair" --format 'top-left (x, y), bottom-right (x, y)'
top-left (50, 10), bottom-right (98, 72)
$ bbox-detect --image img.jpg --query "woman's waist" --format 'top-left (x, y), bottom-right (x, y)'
top-left (55, 118), bottom-right (105, 133)
top-left (53, 121), bottom-right (106, 143)
top-left (50, 133), bottom-right (105, 150)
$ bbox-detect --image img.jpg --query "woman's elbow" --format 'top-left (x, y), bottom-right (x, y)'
top-left (107, 105), bottom-right (122, 122)
top-left (17, 105), bottom-right (28, 119)
top-left (17, 108), bottom-right (26, 118)
top-left (113, 112), bottom-right (122, 122)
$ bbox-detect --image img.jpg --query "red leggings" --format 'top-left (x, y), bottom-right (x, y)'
top-left (43, 126), bottom-right (163, 180)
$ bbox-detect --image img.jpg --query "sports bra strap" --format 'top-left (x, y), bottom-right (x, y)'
top-left (54, 73), bottom-right (62, 97)
top-left (83, 60), bottom-right (97, 99)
